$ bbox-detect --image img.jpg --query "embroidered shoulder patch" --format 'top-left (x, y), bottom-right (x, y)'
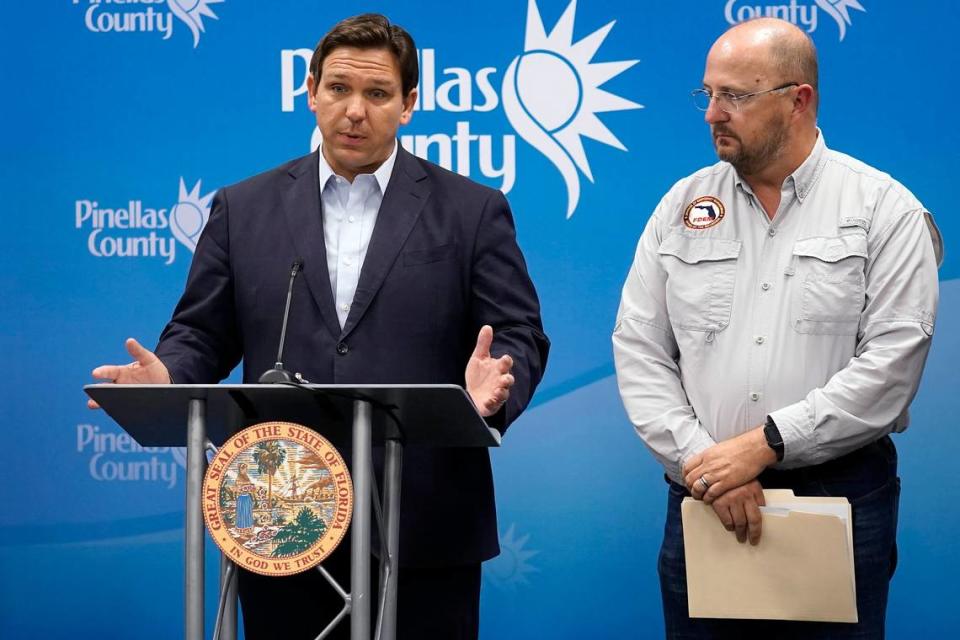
top-left (683, 196), bottom-right (725, 230)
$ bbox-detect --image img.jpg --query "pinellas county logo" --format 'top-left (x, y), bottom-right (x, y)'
top-left (75, 177), bottom-right (215, 265)
top-left (724, 0), bottom-right (867, 41)
top-left (73, 0), bottom-right (224, 48)
top-left (502, 0), bottom-right (642, 218)
top-left (77, 423), bottom-right (184, 489)
top-left (203, 422), bottom-right (354, 576)
top-left (282, 0), bottom-right (643, 219)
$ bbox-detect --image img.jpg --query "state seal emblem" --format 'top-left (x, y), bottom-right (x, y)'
top-left (683, 196), bottom-right (726, 230)
top-left (202, 422), bottom-right (353, 576)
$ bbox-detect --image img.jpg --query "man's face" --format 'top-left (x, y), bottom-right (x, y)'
top-left (308, 46), bottom-right (417, 181)
top-left (701, 43), bottom-right (792, 176)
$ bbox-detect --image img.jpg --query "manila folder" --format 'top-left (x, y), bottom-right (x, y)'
top-left (681, 490), bottom-right (857, 623)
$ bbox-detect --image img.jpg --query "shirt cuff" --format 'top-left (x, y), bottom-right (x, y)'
top-left (674, 433), bottom-right (717, 485)
top-left (768, 400), bottom-right (817, 468)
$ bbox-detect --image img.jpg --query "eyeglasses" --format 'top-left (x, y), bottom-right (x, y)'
top-left (691, 83), bottom-right (799, 113)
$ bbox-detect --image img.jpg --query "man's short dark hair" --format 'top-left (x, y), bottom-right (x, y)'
top-left (310, 14), bottom-right (419, 97)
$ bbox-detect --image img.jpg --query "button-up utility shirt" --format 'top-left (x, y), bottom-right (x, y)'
top-left (613, 133), bottom-right (941, 484)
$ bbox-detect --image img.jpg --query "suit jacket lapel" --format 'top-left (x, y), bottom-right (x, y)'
top-left (341, 147), bottom-right (430, 338)
top-left (281, 151), bottom-right (341, 338)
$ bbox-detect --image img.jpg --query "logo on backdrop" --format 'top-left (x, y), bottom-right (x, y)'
top-left (279, 0), bottom-right (643, 218)
top-left (75, 177), bottom-right (215, 265)
top-left (77, 423), bottom-right (184, 489)
top-left (203, 422), bottom-right (353, 576)
top-left (502, 0), bottom-right (642, 218)
top-left (483, 523), bottom-right (540, 591)
top-left (724, 0), bottom-right (867, 41)
top-left (72, 0), bottom-right (224, 48)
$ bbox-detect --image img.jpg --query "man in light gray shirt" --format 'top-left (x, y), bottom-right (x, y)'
top-left (613, 17), bottom-right (940, 638)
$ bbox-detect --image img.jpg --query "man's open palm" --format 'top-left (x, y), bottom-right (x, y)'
top-left (88, 338), bottom-right (170, 409)
top-left (465, 325), bottom-right (514, 417)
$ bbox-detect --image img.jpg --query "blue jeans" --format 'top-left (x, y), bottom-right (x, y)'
top-left (659, 436), bottom-right (900, 639)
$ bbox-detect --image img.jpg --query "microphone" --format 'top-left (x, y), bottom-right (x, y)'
top-left (259, 258), bottom-right (304, 383)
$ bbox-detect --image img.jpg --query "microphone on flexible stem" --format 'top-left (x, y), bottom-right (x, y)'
top-left (259, 258), bottom-right (304, 383)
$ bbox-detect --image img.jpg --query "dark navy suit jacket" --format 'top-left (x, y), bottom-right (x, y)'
top-left (155, 146), bottom-right (549, 567)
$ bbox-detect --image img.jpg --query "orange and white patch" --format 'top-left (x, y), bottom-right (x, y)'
top-left (683, 196), bottom-right (726, 230)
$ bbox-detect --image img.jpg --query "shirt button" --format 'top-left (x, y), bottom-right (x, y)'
top-left (344, 258), bottom-right (352, 266)
top-left (750, 392), bottom-right (760, 401)
top-left (755, 336), bottom-right (765, 345)
top-left (761, 282), bottom-right (771, 291)
top-left (336, 342), bottom-right (349, 355)
top-left (768, 227), bottom-right (776, 237)
top-left (340, 303), bottom-right (350, 312)
top-left (348, 216), bottom-right (356, 223)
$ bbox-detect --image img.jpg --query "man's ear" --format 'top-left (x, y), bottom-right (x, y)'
top-left (307, 74), bottom-right (318, 112)
top-left (399, 88), bottom-right (418, 125)
top-left (793, 84), bottom-right (815, 116)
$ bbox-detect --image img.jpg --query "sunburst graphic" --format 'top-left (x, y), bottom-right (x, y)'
top-left (502, 0), bottom-right (642, 218)
top-left (170, 178), bottom-right (215, 254)
top-left (167, 0), bottom-right (224, 48)
top-left (814, 0), bottom-right (866, 41)
top-left (483, 524), bottom-right (540, 591)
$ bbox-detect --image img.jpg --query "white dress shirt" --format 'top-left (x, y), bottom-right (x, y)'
top-left (318, 142), bottom-right (398, 328)
top-left (613, 132), bottom-right (941, 484)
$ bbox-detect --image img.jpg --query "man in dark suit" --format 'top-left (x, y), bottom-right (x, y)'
top-left (90, 13), bottom-right (548, 639)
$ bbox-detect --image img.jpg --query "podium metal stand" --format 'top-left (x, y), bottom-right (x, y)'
top-left (85, 384), bottom-right (500, 640)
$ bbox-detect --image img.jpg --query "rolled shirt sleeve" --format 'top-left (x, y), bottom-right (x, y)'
top-left (770, 207), bottom-right (939, 467)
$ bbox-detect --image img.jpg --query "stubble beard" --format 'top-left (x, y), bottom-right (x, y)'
top-left (714, 113), bottom-right (790, 176)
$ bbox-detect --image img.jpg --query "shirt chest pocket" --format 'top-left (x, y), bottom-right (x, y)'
top-left (657, 235), bottom-right (741, 332)
top-left (791, 234), bottom-right (867, 335)
top-left (402, 242), bottom-right (457, 266)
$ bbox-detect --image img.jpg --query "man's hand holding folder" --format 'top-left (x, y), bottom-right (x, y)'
top-left (681, 426), bottom-right (779, 545)
top-left (681, 490), bottom-right (858, 623)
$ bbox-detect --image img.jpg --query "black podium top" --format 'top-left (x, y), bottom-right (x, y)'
top-left (84, 384), bottom-right (501, 449)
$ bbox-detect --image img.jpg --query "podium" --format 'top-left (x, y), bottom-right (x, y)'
top-left (84, 383), bottom-right (500, 640)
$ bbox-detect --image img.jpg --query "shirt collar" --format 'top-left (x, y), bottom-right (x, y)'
top-left (317, 139), bottom-right (399, 194)
top-left (787, 129), bottom-right (827, 202)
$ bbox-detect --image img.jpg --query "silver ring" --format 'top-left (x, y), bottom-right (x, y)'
top-left (698, 475), bottom-right (710, 491)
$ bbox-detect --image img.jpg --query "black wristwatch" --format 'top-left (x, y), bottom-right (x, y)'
top-left (764, 416), bottom-right (784, 462)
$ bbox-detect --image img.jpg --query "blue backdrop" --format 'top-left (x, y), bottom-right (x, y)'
top-left (1, 1), bottom-right (957, 637)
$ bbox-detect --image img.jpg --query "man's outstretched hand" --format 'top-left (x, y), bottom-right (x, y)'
top-left (88, 338), bottom-right (171, 409)
top-left (465, 325), bottom-right (515, 417)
